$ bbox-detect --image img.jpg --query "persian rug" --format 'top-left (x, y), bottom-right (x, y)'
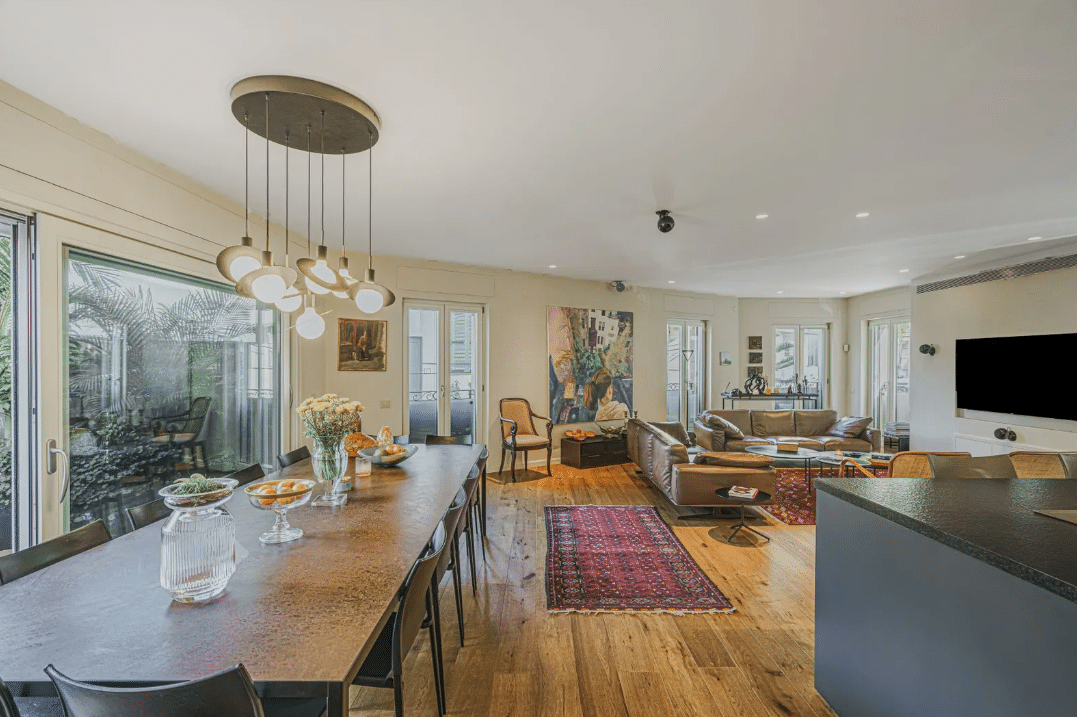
top-left (544, 505), bottom-right (735, 614)
top-left (760, 467), bottom-right (889, 526)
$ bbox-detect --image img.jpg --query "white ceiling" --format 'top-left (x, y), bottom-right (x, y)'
top-left (2, 0), bottom-right (1076, 298)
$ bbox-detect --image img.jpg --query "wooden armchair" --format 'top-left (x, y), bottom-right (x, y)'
top-left (498, 397), bottom-right (552, 481)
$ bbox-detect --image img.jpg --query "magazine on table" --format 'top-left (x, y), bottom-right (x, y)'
top-left (728, 485), bottom-right (759, 500)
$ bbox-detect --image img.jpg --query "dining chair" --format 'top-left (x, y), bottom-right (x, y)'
top-left (150, 396), bottom-right (213, 469)
top-left (1009, 451), bottom-right (1067, 479)
top-left (425, 488), bottom-right (469, 713)
top-left (45, 663), bottom-right (263, 717)
top-left (125, 499), bottom-right (171, 531)
top-left (353, 524), bottom-right (448, 717)
top-left (0, 676), bottom-right (62, 717)
top-left (886, 451), bottom-right (971, 478)
top-left (229, 463), bottom-right (267, 487)
top-left (498, 397), bottom-right (552, 481)
top-left (0, 520), bottom-right (111, 585)
top-left (277, 446), bottom-right (311, 468)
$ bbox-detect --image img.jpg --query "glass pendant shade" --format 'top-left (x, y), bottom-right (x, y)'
top-left (348, 267), bottom-right (395, 314)
top-left (216, 236), bottom-right (263, 283)
top-left (237, 250), bottom-right (297, 305)
top-left (295, 306), bottom-right (326, 339)
top-left (274, 290), bottom-right (303, 313)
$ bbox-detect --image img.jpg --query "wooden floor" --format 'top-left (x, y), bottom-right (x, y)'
top-left (350, 462), bottom-right (837, 717)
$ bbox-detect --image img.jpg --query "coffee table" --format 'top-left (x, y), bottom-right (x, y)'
top-left (816, 451), bottom-right (891, 477)
top-left (715, 487), bottom-right (772, 544)
top-left (744, 443), bottom-right (819, 488)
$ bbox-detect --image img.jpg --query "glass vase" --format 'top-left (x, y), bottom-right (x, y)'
top-left (158, 479), bottom-right (238, 603)
top-left (311, 439), bottom-right (349, 507)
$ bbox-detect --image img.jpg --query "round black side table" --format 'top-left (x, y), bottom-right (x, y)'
top-left (714, 487), bottom-right (773, 544)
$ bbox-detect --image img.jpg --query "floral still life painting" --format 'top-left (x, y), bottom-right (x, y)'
top-left (548, 307), bottom-right (633, 425)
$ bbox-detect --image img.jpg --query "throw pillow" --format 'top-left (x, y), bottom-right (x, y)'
top-left (701, 414), bottom-right (745, 439)
top-left (927, 454), bottom-right (1018, 479)
top-left (1060, 453), bottom-right (1077, 479)
top-left (827, 416), bottom-right (873, 438)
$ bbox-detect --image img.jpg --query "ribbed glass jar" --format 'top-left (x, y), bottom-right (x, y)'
top-left (158, 479), bottom-right (238, 603)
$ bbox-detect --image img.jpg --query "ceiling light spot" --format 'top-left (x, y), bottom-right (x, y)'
top-left (668, 280), bottom-right (675, 284)
top-left (899, 269), bottom-right (910, 273)
top-left (756, 214), bottom-right (768, 219)
top-left (954, 255), bottom-right (965, 259)
top-left (548, 264), bottom-right (557, 268)
top-left (1028, 236), bottom-right (1042, 241)
top-left (839, 291), bottom-right (847, 295)
top-left (776, 291), bottom-right (784, 294)
top-left (855, 212), bottom-right (870, 218)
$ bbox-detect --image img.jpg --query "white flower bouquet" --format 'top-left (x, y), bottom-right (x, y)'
top-left (296, 394), bottom-right (364, 445)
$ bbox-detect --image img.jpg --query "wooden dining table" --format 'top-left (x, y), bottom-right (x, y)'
top-left (0, 443), bottom-right (486, 716)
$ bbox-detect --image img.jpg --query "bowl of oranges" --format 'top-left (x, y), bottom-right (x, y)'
top-left (359, 443), bottom-right (418, 466)
top-left (244, 478), bottom-right (316, 544)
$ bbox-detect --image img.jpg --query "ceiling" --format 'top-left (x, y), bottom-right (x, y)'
top-left (2, 0), bottom-right (1076, 298)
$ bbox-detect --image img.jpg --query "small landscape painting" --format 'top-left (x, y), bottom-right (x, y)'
top-left (548, 307), bottom-right (633, 425)
top-left (338, 318), bottom-right (388, 372)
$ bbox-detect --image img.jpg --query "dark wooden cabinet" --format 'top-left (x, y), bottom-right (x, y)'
top-left (560, 435), bottom-right (628, 469)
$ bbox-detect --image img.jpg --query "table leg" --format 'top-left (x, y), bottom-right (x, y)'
top-left (726, 503), bottom-right (770, 544)
top-left (327, 681), bottom-right (348, 717)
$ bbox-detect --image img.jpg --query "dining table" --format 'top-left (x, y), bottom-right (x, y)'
top-left (0, 443), bottom-right (486, 717)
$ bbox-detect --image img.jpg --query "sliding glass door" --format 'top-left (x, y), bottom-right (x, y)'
top-left (0, 213), bottom-right (29, 553)
top-left (666, 319), bottom-right (706, 426)
top-left (406, 301), bottom-right (483, 444)
top-left (868, 317), bottom-right (911, 428)
top-left (63, 250), bottom-right (280, 538)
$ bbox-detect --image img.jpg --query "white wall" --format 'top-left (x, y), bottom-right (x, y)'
top-left (910, 266), bottom-right (1077, 452)
top-left (846, 287), bottom-right (912, 416)
top-left (737, 298), bottom-right (849, 416)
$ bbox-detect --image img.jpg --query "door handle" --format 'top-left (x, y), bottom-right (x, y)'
top-left (47, 439), bottom-right (70, 503)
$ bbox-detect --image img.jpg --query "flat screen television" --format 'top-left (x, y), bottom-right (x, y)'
top-left (956, 332), bottom-right (1077, 421)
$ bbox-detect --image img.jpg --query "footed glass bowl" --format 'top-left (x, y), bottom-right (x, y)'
top-left (244, 478), bottom-right (316, 544)
top-left (359, 444), bottom-right (419, 466)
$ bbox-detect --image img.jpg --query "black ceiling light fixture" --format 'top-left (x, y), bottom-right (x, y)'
top-left (656, 210), bottom-right (674, 233)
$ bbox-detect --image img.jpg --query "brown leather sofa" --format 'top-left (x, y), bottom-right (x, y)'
top-left (693, 409), bottom-right (881, 453)
top-left (627, 418), bottom-right (776, 507)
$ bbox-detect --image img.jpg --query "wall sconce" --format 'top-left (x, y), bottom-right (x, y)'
top-left (918, 344), bottom-right (936, 356)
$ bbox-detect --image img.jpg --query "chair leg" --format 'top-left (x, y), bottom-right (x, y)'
top-left (481, 464), bottom-right (488, 540)
top-left (510, 449), bottom-right (517, 482)
top-left (464, 508), bottom-right (478, 595)
top-left (473, 499), bottom-right (486, 562)
top-left (546, 445), bottom-right (552, 476)
top-left (393, 677), bottom-right (404, 717)
top-left (451, 540), bottom-right (465, 646)
top-left (498, 445), bottom-right (506, 476)
top-left (428, 588), bottom-right (445, 716)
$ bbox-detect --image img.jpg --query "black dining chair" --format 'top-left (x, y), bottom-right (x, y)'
top-left (0, 521), bottom-right (111, 585)
top-left (434, 488), bottom-right (469, 655)
top-left (125, 499), bottom-right (171, 531)
top-left (277, 446), bottom-right (310, 468)
top-left (353, 524), bottom-right (448, 717)
top-left (0, 676), bottom-right (62, 717)
top-left (45, 663), bottom-right (264, 717)
top-left (228, 463), bottom-right (266, 487)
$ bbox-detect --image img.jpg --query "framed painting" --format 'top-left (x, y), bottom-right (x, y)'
top-left (747, 366), bottom-right (764, 377)
top-left (748, 335), bottom-right (763, 350)
top-left (548, 307), bottom-right (633, 425)
top-left (719, 351), bottom-right (732, 366)
top-left (338, 318), bottom-right (388, 371)
top-left (748, 351), bottom-right (763, 365)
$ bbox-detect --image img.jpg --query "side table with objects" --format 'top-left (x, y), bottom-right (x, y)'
top-left (560, 433), bottom-right (628, 469)
top-left (715, 487), bottom-right (772, 544)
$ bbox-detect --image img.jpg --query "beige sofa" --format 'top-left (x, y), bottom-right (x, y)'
top-left (693, 409), bottom-right (881, 453)
top-left (627, 418), bottom-right (776, 507)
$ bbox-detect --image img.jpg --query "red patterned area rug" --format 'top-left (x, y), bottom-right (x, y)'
top-left (761, 468), bottom-right (889, 526)
top-left (544, 505), bottom-right (735, 614)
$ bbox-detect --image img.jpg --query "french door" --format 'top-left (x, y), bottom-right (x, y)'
top-left (405, 301), bottom-right (484, 444)
top-left (666, 319), bottom-right (706, 426)
top-left (774, 324), bottom-right (829, 408)
top-left (867, 317), bottom-right (911, 428)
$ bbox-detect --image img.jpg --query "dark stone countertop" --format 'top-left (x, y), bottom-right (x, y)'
top-left (816, 478), bottom-right (1077, 605)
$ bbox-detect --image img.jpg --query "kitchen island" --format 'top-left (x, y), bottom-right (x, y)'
top-left (815, 477), bottom-right (1077, 717)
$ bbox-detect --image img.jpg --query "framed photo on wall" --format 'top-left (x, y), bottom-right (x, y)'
top-left (748, 335), bottom-right (763, 350)
top-left (719, 351), bottom-right (732, 366)
top-left (747, 366), bottom-right (763, 377)
top-left (748, 351), bottom-right (763, 365)
top-left (338, 318), bottom-right (388, 371)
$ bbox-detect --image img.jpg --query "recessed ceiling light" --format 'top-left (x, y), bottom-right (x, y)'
top-left (668, 280), bottom-right (675, 284)
top-left (899, 269), bottom-right (910, 273)
top-left (954, 255), bottom-right (965, 259)
top-left (756, 214), bottom-right (768, 219)
top-left (1028, 236), bottom-right (1042, 241)
top-left (548, 264), bottom-right (557, 268)
top-left (839, 291), bottom-right (847, 295)
top-left (855, 212), bottom-right (870, 218)
top-left (776, 291), bottom-right (784, 294)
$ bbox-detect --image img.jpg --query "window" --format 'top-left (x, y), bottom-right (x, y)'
top-left (65, 250), bottom-right (280, 538)
top-left (867, 318), bottom-right (911, 428)
top-left (666, 320), bottom-right (706, 425)
top-left (774, 325), bottom-right (829, 407)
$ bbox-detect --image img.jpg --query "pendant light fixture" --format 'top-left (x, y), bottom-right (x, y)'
top-left (301, 126), bottom-right (329, 297)
top-left (334, 146), bottom-right (357, 298)
top-left (349, 128), bottom-right (395, 313)
top-left (275, 131), bottom-right (304, 313)
top-left (294, 128), bottom-right (325, 339)
top-left (216, 113), bottom-right (263, 283)
top-left (238, 93), bottom-right (297, 304)
top-left (297, 111), bottom-right (349, 295)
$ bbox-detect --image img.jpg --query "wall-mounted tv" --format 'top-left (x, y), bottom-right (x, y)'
top-left (955, 332), bottom-right (1077, 422)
